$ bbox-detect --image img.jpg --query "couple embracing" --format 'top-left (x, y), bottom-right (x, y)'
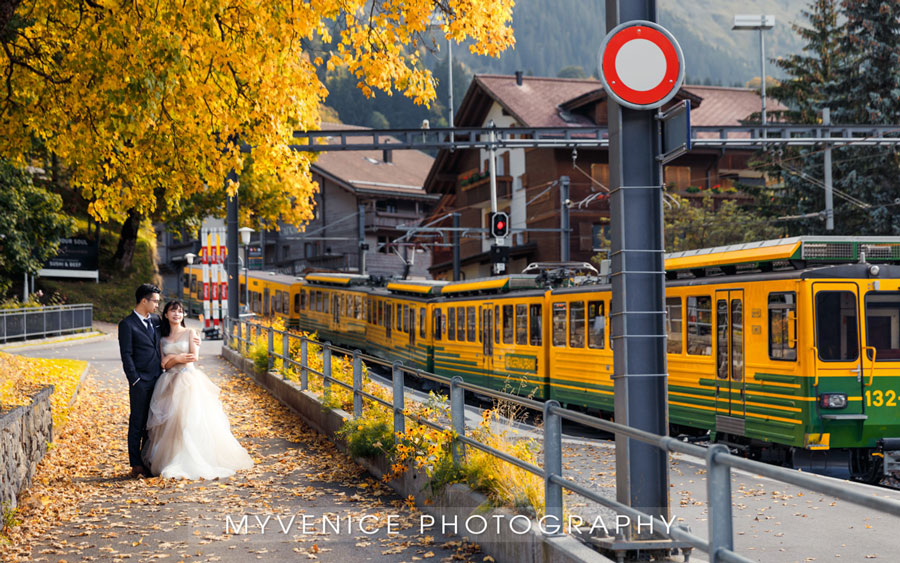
top-left (118, 284), bottom-right (253, 480)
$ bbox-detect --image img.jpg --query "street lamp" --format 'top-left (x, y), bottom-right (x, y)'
top-left (239, 227), bottom-right (254, 314)
top-left (184, 252), bottom-right (196, 318)
top-left (733, 14), bottom-right (775, 126)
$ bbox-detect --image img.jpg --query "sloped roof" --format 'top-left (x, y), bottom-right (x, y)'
top-left (459, 74), bottom-right (785, 128)
top-left (684, 85), bottom-right (787, 126)
top-left (313, 122), bottom-right (436, 198)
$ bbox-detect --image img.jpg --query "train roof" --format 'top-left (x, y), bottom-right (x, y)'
top-left (386, 280), bottom-right (447, 295)
top-left (665, 236), bottom-right (900, 276)
top-left (440, 274), bottom-right (540, 295)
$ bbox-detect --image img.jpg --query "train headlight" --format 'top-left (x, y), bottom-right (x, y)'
top-left (819, 393), bottom-right (848, 409)
top-left (869, 265), bottom-right (880, 277)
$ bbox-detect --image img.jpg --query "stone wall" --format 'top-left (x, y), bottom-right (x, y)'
top-left (0, 385), bottom-right (53, 509)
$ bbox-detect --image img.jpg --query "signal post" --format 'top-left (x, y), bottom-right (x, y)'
top-left (601, 0), bottom-right (683, 543)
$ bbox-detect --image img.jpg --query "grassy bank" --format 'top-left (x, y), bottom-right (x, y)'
top-left (40, 221), bottom-right (160, 323)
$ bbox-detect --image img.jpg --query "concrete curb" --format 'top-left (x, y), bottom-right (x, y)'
top-left (65, 362), bottom-right (92, 417)
top-left (221, 346), bottom-right (608, 563)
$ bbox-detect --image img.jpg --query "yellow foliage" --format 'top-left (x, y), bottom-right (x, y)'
top-left (0, 352), bottom-right (87, 430)
top-left (0, 0), bottom-right (515, 229)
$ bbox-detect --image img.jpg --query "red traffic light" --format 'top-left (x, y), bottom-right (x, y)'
top-left (490, 211), bottom-right (510, 238)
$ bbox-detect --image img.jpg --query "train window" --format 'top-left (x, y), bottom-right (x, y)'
top-left (378, 301), bottom-right (384, 326)
top-left (588, 301), bottom-right (605, 349)
top-left (274, 291), bottom-right (282, 314)
top-left (293, 293), bottom-right (300, 314)
top-left (516, 304), bottom-right (528, 345)
top-left (457, 307), bottom-right (466, 341)
top-left (324, 292), bottom-right (331, 315)
top-left (448, 307), bottom-right (456, 341)
top-left (433, 309), bottom-right (442, 340)
top-left (665, 297), bottom-right (682, 354)
top-left (866, 292), bottom-right (900, 361)
top-left (686, 296), bottom-right (712, 356)
top-left (355, 295), bottom-right (361, 320)
top-left (731, 299), bottom-right (743, 381)
top-left (552, 302), bottom-right (567, 347)
top-left (401, 305), bottom-right (408, 332)
top-left (816, 291), bottom-right (859, 361)
top-left (420, 308), bottom-right (427, 339)
top-left (467, 306), bottom-right (476, 342)
top-left (502, 305), bottom-right (514, 344)
top-left (530, 304), bottom-right (542, 346)
top-left (239, 284), bottom-right (246, 305)
top-left (312, 291), bottom-right (319, 312)
top-left (300, 290), bottom-right (306, 310)
top-left (385, 304), bottom-right (392, 337)
top-left (494, 305), bottom-right (500, 344)
top-left (569, 301), bottom-right (585, 348)
top-left (769, 292), bottom-right (797, 361)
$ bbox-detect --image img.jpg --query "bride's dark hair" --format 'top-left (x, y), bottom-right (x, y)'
top-left (161, 300), bottom-right (186, 337)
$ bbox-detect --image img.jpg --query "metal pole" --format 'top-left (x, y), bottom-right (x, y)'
top-left (323, 342), bottom-right (332, 392)
top-left (823, 108), bottom-right (834, 231)
top-left (244, 245), bottom-right (250, 312)
top-left (760, 28), bottom-right (767, 126)
top-left (560, 176), bottom-right (570, 262)
top-left (606, 0), bottom-right (670, 535)
top-left (448, 39), bottom-right (454, 133)
top-left (450, 376), bottom-right (465, 464)
top-left (543, 401), bottom-right (564, 535)
top-left (352, 350), bottom-right (363, 417)
top-left (267, 326), bottom-right (274, 372)
top-left (392, 361), bottom-right (405, 435)
top-left (707, 444), bottom-right (734, 562)
top-left (300, 336), bottom-right (309, 390)
top-left (452, 212), bottom-right (461, 281)
top-left (358, 203), bottom-right (367, 275)
top-left (226, 175), bottom-right (240, 323)
top-left (23, 272), bottom-right (28, 302)
top-left (489, 123), bottom-right (498, 220)
top-left (282, 330), bottom-right (290, 380)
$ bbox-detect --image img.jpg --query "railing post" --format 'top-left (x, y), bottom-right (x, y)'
top-left (236, 320), bottom-right (242, 354)
top-left (392, 361), bottom-right (405, 435)
top-left (450, 376), bottom-right (465, 464)
top-left (282, 330), bottom-right (291, 380)
top-left (543, 400), bottom-right (564, 536)
top-left (707, 443), bottom-right (734, 562)
top-left (352, 350), bottom-right (363, 417)
top-left (300, 336), bottom-right (309, 390)
top-left (267, 326), bottom-right (274, 372)
top-left (323, 342), bottom-right (332, 392)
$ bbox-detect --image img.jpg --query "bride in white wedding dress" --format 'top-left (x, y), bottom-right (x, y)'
top-left (143, 300), bottom-right (253, 479)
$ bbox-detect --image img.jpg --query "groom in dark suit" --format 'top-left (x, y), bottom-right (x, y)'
top-left (118, 283), bottom-right (162, 478)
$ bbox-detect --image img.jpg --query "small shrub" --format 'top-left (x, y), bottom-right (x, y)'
top-left (338, 410), bottom-right (395, 459)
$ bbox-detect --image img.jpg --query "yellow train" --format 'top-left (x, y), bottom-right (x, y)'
top-left (184, 237), bottom-right (900, 481)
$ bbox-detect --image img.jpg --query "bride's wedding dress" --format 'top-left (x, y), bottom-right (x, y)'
top-left (144, 330), bottom-right (253, 479)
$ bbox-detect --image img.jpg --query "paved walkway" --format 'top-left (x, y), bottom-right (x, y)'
top-left (7, 321), bottom-right (485, 563)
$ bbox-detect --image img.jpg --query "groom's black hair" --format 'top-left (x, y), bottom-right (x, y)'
top-left (161, 300), bottom-right (186, 337)
top-left (135, 283), bottom-right (161, 304)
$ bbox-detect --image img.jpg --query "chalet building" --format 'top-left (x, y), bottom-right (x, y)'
top-left (423, 73), bottom-right (785, 280)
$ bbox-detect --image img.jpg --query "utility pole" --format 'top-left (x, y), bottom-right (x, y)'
top-left (605, 0), bottom-right (671, 532)
top-left (358, 203), bottom-right (367, 274)
top-left (560, 176), bottom-right (571, 262)
top-left (226, 172), bottom-right (240, 324)
top-left (452, 212), bottom-right (461, 281)
top-left (823, 108), bottom-right (834, 231)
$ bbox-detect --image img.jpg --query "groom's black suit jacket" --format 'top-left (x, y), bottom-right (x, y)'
top-left (119, 312), bottom-right (163, 383)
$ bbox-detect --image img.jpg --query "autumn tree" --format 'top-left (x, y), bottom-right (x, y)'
top-left (0, 160), bottom-right (73, 295)
top-left (0, 0), bottom-right (515, 269)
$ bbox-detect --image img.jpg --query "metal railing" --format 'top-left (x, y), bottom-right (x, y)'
top-left (0, 304), bottom-right (93, 344)
top-left (224, 317), bottom-right (900, 563)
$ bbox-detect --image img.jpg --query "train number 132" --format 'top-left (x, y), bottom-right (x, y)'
top-left (865, 389), bottom-right (898, 407)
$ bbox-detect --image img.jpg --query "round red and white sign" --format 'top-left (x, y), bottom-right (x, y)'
top-left (598, 21), bottom-right (684, 110)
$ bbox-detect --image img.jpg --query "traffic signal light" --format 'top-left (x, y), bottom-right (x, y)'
top-left (490, 211), bottom-right (510, 238)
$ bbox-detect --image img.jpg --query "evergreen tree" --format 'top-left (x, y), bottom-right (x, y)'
top-left (827, 0), bottom-right (900, 235)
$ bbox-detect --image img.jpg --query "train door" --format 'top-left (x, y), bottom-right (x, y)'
top-left (409, 306), bottom-right (416, 348)
top-left (332, 295), bottom-right (340, 324)
top-left (715, 290), bottom-right (746, 425)
top-left (385, 303), bottom-right (392, 339)
top-left (812, 283), bottom-right (864, 416)
top-left (481, 304), bottom-right (494, 375)
top-left (263, 288), bottom-right (270, 315)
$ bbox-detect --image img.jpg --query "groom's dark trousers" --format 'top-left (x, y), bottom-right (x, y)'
top-left (119, 312), bottom-right (163, 468)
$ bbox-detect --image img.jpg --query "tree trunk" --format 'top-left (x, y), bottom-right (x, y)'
top-left (113, 209), bottom-right (141, 272)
